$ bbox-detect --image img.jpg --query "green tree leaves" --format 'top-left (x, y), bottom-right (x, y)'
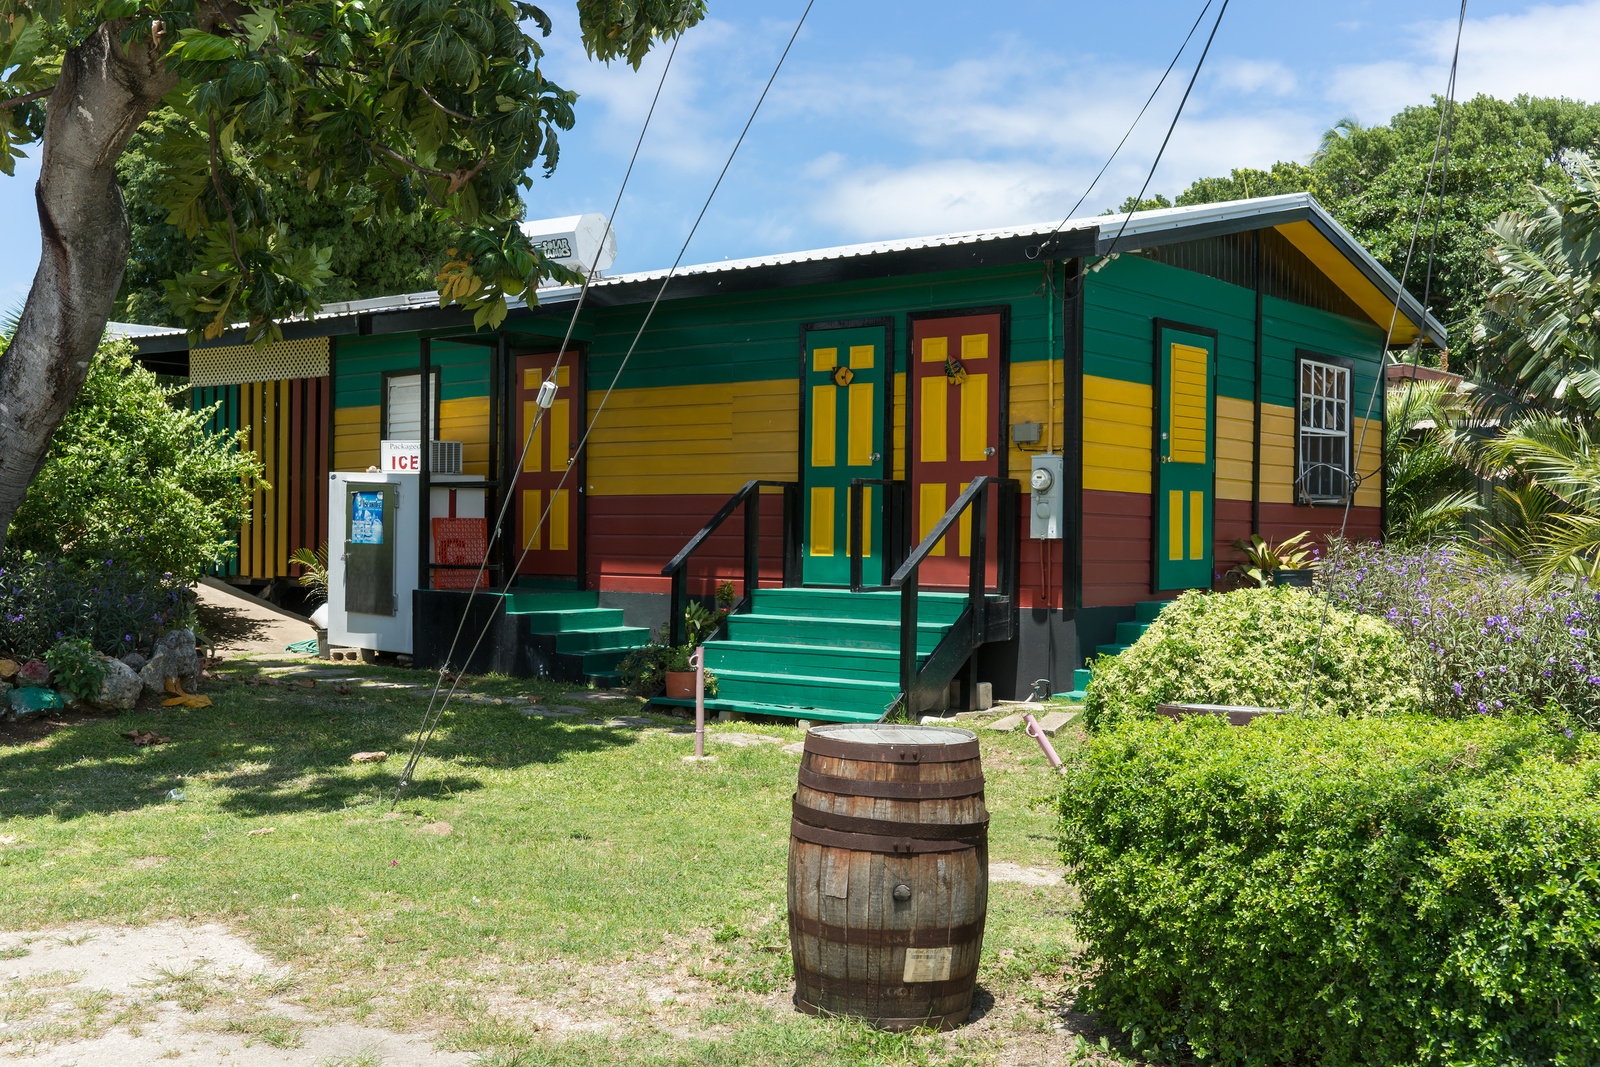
top-left (0, 0), bottom-right (703, 341)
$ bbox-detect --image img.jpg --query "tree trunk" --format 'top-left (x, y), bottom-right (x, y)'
top-left (0, 22), bottom-right (175, 550)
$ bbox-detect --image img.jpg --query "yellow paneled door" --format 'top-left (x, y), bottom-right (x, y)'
top-left (802, 326), bottom-right (887, 585)
top-left (910, 313), bottom-right (1003, 589)
top-left (1154, 323), bottom-right (1216, 591)
top-left (515, 349), bottom-right (582, 579)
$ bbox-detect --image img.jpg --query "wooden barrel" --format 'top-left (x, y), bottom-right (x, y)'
top-left (787, 723), bottom-right (988, 1031)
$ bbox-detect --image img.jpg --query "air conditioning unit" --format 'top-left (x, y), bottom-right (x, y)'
top-left (430, 440), bottom-right (463, 475)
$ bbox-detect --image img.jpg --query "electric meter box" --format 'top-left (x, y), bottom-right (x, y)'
top-left (327, 472), bottom-right (420, 655)
top-left (1029, 454), bottom-right (1064, 540)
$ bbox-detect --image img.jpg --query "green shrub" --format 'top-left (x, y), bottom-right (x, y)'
top-left (1058, 713), bottom-right (1600, 1065)
top-left (4, 340), bottom-right (264, 576)
top-left (1083, 587), bottom-right (1421, 728)
top-left (44, 638), bottom-right (104, 700)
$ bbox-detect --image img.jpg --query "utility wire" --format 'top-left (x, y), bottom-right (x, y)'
top-left (1030, 0), bottom-right (1215, 260)
top-left (392, 33), bottom-right (682, 804)
top-left (1099, 0), bottom-right (1229, 260)
top-left (394, 1), bottom-right (816, 807)
top-left (1298, 0), bottom-right (1468, 715)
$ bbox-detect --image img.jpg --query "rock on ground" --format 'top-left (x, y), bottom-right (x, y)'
top-left (95, 656), bottom-right (142, 710)
top-left (139, 629), bottom-right (201, 696)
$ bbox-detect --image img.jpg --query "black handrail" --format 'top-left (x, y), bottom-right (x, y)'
top-left (660, 479), bottom-right (800, 645)
top-left (888, 476), bottom-right (1020, 705)
top-left (847, 478), bottom-right (909, 592)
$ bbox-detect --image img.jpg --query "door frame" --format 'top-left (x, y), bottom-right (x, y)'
top-left (504, 341), bottom-right (589, 588)
top-left (797, 318), bottom-right (896, 586)
top-left (905, 304), bottom-right (1013, 490)
top-left (1150, 317), bottom-right (1219, 594)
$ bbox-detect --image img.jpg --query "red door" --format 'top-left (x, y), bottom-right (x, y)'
top-left (910, 313), bottom-right (1002, 589)
top-left (514, 350), bottom-right (581, 579)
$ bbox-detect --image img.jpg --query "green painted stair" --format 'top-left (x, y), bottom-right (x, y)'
top-left (1064, 600), bottom-right (1173, 701)
top-left (505, 591), bottom-right (650, 685)
top-left (653, 587), bottom-right (971, 724)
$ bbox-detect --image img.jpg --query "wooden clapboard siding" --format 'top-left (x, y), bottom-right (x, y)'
top-left (1260, 403), bottom-right (1381, 509)
top-left (1216, 395), bottom-right (1254, 502)
top-left (1082, 489), bottom-right (1164, 608)
top-left (1007, 357), bottom-right (1063, 477)
top-left (587, 492), bottom-right (789, 595)
top-left (439, 396), bottom-right (491, 475)
top-left (587, 379), bottom-right (798, 497)
top-left (334, 405), bottom-right (381, 471)
top-left (1082, 374), bottom-right (1152, 494)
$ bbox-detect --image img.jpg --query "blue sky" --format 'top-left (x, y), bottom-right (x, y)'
top-left (8, 0), bottom-right (1600, 309)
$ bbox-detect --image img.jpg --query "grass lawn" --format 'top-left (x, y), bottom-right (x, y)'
top-left (0, 659), bottom-right (1098, 1066)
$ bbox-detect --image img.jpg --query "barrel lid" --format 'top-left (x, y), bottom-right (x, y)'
top-left (804, 723), bottom-right (980, 764)
top-left (809, 724), bottom-right (976, 745)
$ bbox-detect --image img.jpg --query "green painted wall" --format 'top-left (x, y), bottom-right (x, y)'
top-left (333, 335), bottom-right (491, 408)
top-left (1084, 254), bottom-right (1385, 403)
top-left (583, 264), bottom-right (1062, 391)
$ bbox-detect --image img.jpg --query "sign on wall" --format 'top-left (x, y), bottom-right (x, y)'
top-left (380, 439), bottom-right (422, 473)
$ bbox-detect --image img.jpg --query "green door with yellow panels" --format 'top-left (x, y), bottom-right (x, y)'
top-left (803, 326), bottom-right (887, 585)
top-left (1154, 323), bottom-right (1215, 591)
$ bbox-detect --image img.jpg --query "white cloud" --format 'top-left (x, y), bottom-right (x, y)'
top-left (1215, 58), bottom-right (1298, 96)
top-left (1330, 1), bottom-right (1600, 122)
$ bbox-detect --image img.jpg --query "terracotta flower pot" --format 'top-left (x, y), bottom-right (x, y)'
top-left (664, 671), bottom-right (696, 699)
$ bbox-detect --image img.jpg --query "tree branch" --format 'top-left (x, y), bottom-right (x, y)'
top-left (0, 88), bottom-right (53, 110)
top-left (414, 83), bottom-right (475, 123)
top-left (365, 139), bottom-right (490, 195)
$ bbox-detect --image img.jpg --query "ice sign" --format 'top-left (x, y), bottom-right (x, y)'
top-left (351, 492), bottom-right (384, 544)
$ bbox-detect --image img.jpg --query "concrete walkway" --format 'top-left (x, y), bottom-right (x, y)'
top-left (194, 581), bottom-right (317, 659)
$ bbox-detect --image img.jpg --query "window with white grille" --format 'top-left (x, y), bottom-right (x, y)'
top-left (383, 371), bottom-right (440, 441)
top-left (1297, 355), bottom-right (1351, 503)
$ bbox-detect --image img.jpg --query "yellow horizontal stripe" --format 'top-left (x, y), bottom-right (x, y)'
top-left (588, 379), bottom-right (797, 496)
top-left (334, 404), bottom-right (380, 471)
top-left (1007, 358), bottom-right (1061, 474)
top-left (1216, 396), bottom-right (1254, 501)
top-left (438, 396), bottom-right (490, 476)
top-left (1084, 374), bottom-right (1153, 493)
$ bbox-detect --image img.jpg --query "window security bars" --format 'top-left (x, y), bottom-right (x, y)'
top-left (1298, 358), bottom-right (1350, 503)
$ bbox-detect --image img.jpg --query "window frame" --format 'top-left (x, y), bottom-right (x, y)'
top-left (1294, 350), bottom-right (1355, 505)
top-left (380, 368), bottom-right (441, 441)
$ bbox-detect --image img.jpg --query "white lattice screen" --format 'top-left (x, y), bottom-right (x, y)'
top-left (190, 336), bottom-right (329, 387)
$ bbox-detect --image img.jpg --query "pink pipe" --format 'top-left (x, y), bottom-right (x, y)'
top-left (1023, 713), bottom-right (1064, 772)
top-left (692, 646), bottom-right (706, 759)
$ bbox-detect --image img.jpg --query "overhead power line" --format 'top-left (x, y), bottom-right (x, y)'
top-left (393, 1), bottom-right (817, 807)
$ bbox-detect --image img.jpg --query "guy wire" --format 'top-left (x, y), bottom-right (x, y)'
top-left (1297, 0), bottom-right (1468, 716)
top-left (394, 1), bottom-right (816, 807)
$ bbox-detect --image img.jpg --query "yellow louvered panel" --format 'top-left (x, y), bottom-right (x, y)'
top-left (1168, 343), bottom-right (1209, 464)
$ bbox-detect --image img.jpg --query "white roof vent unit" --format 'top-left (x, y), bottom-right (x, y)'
top-left (520, 213), bottom-right (618, 276)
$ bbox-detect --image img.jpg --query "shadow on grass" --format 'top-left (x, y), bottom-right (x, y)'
top-left (0, 685), bottom-right (640, 821)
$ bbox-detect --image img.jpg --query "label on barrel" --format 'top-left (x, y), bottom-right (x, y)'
top-left (902, 947), bottom-right (953, 983)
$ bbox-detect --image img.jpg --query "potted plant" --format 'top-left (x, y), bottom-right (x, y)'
top-left (290, 544), bottom-right (331, 656)
top-left (619, 627), bottom-right (718, 699)
top-left (1229, 532), bottom-right (1316, 589)
top-left (662, 643), bottom-right (698, 699)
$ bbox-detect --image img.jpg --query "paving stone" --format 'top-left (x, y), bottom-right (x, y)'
top-left (707, 732), bottom-right (785, 748)
top-left (986, 713), bottom-right (1025, 732)
top-left (989, 861), bottom-right (1063, 887)
top-left (603, 716), bottom-right (657, 728)
top-left (1037, 710), bottom-right (1075, 736)
top-left (520, 705), bottom-right (586, 717)
top-left (782, 741), bottom-right (806, 755)
top-left (561, 691), bottom-right (630, 703)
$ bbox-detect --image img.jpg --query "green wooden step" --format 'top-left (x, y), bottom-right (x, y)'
top-left (711, 669), bottom-right (900, 715)
top-left (650, 696), bottom-right (881, 724)
top-left (554, 626), bottom-right (652, 653)
top-left (506, 591), bottom-right (599, 613)
top-left (753, 588), bottom-right (969, 624)
top-left (1115, 620), bottom-right (1152, 645)
top-left (705, 640), bottom-right (905, 680)
top-left (725, 613), bottom-right (946, 653)
top-left (586, 669), bottom-right (623, 686)
top-left (573, 647), bottom-right (641, 672)
top-left (525, 607), bottom-right (626, 633)
top-left (1073, 668), bottom-right (1093, 691)
top-left (1134, 600), bottom-right (1168, 623)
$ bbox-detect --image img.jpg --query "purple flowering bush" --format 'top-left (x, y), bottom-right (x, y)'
top-left (0, 552), bottom-right (192, 659)
top-left (1318, 540), bottom-right (1600, 728)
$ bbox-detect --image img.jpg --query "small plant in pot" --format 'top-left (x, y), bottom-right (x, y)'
top-left (1229, 531), bottom-right (1316, 588)
top-left (619, 637), bottom-right (719, 699)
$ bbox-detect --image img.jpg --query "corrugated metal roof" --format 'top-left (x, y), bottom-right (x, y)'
top-left (115, 192), bottom-right (1448, 349)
